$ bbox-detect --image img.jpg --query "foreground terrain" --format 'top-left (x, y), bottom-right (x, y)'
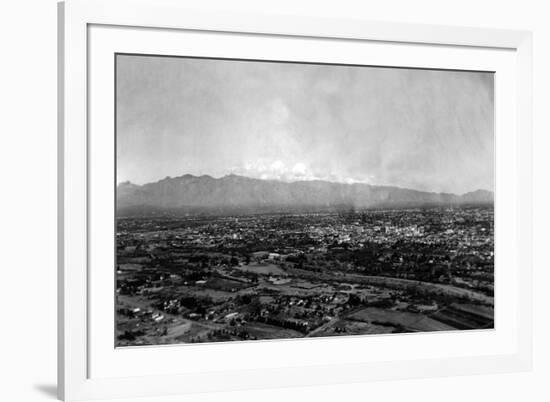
top-left (116, 206), bottom-right (494, 346)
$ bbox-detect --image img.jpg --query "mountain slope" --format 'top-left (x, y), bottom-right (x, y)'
top-left (117, 174), bottom-right (493, 215)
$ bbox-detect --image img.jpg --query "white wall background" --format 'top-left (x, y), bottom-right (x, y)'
top-left (0, 0), bottom-right (548, 401)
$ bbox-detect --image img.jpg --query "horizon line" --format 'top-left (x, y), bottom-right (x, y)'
top-left (117, 173), bottom-right (494, 196)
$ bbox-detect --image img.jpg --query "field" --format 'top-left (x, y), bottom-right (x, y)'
top-left (240, 322), bottom-right (304, 340)
top-left (349, 307), bottom-right (456, 332)
top-left (235, 263), bottom-right (286, 275)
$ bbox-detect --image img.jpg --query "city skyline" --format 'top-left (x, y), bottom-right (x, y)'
top-left (116, 55), bottom-right (494, 194)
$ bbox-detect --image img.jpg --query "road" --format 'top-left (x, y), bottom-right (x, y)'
top-left (286, 268), bottom-right (494, 305)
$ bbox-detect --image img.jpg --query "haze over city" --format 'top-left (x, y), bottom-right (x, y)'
top-left (116, 55), bottom-right (494, 194)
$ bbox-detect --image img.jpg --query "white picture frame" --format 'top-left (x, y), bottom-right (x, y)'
top-left (58, 0), bottom-right (533, 400)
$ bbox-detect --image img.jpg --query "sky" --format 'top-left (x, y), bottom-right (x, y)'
top-left (116, 54), bottom-right (494, 194)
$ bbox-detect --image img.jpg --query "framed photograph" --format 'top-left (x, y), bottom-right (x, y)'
top-left (58, 0), bottom-right (533, 400)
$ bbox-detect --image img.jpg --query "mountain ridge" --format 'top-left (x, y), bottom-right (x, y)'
top-left (117, 174), bottom-right (493, 216)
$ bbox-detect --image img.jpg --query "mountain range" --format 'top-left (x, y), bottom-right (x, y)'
top-left (117, 174), bottom-right (493, 216)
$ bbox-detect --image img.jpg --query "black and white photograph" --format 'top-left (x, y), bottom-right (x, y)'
top-left (6, 0), bottom-right (550, 400)
top-left (115, 54), bottom-right (495, 346)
